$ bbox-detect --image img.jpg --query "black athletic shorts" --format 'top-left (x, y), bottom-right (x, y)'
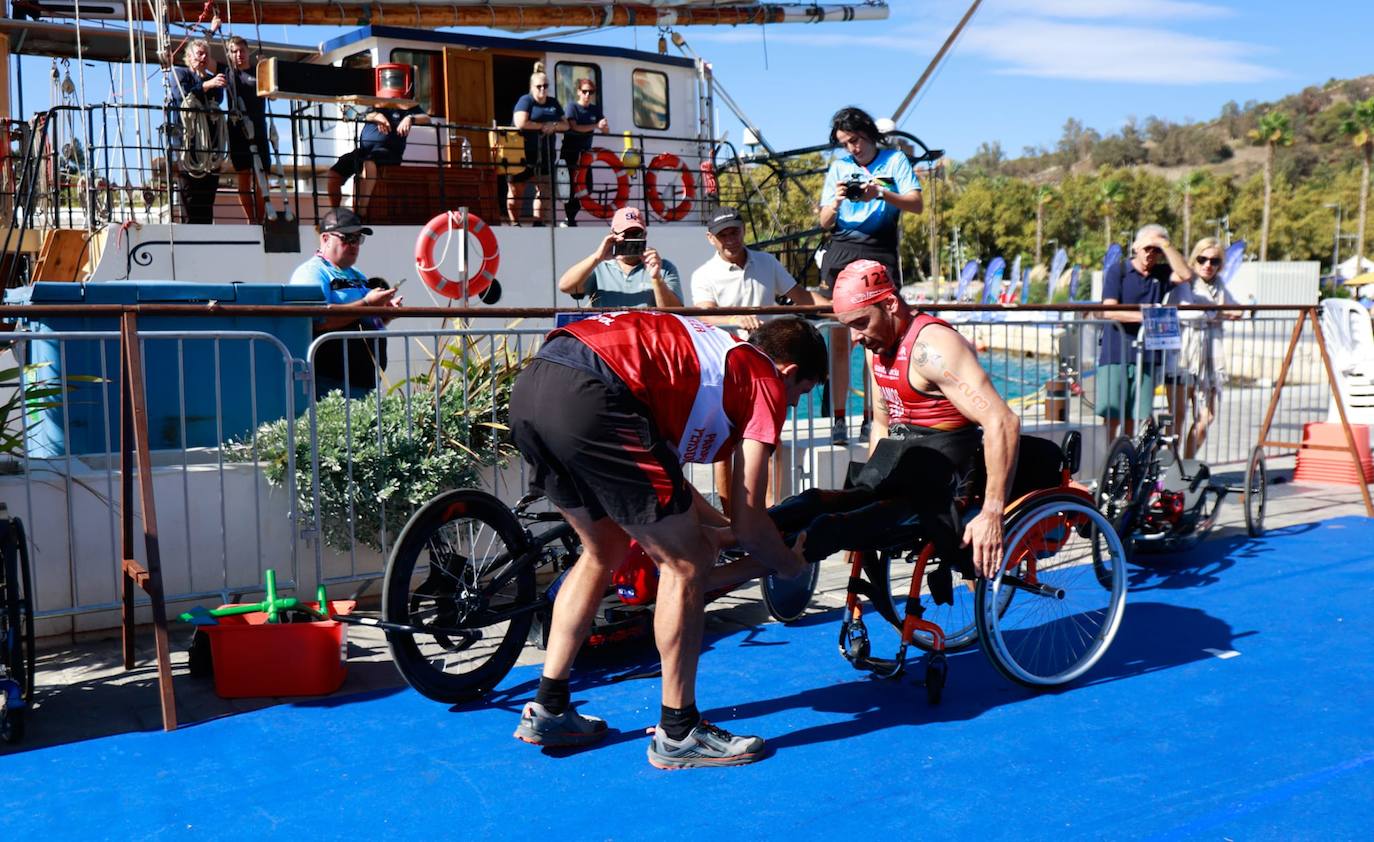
top-left (508, 354), bottom-right (694, 525)
top-left (818, 239), bottom-right (900, 298)
top-left (228, 120), bottom-right (270, 173)
top-left (330, 145), bottom-right (403, 179)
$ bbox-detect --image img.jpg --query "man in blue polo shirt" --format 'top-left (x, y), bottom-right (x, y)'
top-left (1097, 223), bottom-right (1193, 441)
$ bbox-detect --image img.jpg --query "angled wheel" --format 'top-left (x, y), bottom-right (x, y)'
top-left (761, 561), bottom-right (820, 623)
top-left (1245, 446), bottom-right (1267, 538)
top-left (864, 547), bottom-right (985, 653)
top-left (1097, 436), bottom-right (1137, 537)
top-left (976, 494), bottom-right (1128, 689)
top-left (383, 489), bottom-right (535, 703)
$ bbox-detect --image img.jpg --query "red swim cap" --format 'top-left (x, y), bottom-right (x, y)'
top-left (831, 259), bottom-right (896, 314)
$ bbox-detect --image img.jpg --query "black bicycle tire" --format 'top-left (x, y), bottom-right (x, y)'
top-left (1097, 436), bottom-right (1138, 537)
top-left (1245, 447), bottom-right (1267, 538)
top-left (383, 489), bottom-right (535, 704)
top-left (14, 518), bottom-right (34, 700)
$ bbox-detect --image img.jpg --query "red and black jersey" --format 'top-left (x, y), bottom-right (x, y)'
top-left (871, 313), bottom-right (975, 431)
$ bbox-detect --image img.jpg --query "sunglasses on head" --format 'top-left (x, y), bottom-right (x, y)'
top-left (1196, 255), bottom-right (1223, 267)
top-left (329, 232), bottom-right (365, 245)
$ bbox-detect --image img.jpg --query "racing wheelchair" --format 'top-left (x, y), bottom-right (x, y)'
top-left (1096, 413), bottom-right (1266, 555)
top-left (768, 430), bottom-right (1128, 703)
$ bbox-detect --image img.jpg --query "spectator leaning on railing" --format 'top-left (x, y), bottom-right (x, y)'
top-left (1096, 223), bottom-right (1193, 442)
top-left (508, 62), bottom-right (568, 226)
top-left (559, 77), bottom-right (609, 227)
top-left (326, 87), bottom-right (429, 211)
top-left (1165, 237), bottom-right (1241, 458)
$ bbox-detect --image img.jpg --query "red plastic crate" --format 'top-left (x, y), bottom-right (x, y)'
top-left (200, 600), bottom-right (355, 698)
top-left (1294, 422), bottom-right (1374, 485)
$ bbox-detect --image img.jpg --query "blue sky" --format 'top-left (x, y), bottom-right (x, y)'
top-left (10, 0), bottom-right (1372, 160)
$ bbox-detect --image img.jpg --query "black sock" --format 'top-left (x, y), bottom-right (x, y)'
top-left (660, 703), bottom-right (701, 741)
top-left (535, 676), bottom-right (570, 715)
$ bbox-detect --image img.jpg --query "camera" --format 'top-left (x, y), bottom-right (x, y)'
top-left (612, 237), bottom-right (647, 257)
top-left (842, 175), bottom-right (866, 200)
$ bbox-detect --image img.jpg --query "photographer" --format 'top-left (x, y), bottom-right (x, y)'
top-left (557, 207), bottom-right (683, 308)
top-left (816, 106), bottom-right (922, 444)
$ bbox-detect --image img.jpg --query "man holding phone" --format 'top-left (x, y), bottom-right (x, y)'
top-left (557, 206), bottom-right (683, 308)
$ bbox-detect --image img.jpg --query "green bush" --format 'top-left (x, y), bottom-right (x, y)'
top-left (230, 336), bottom-right (522, 552)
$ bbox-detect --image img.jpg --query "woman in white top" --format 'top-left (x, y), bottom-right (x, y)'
top-left (1165, 237), bottom-right (1241, 457)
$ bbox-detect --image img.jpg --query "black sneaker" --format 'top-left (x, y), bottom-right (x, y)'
top-left (831, 418), bottom-right (849, 445)
top-left (647, 720), bottom-right (766, 769)
top-left (513, 701), bottom-right (608, 747)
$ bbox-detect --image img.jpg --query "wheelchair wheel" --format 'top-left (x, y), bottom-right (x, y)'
top-left (1097, 436), bottom-right (1137, 536)
top-left (1244, 446), bottom-right (1267, 538)
top-left (863, 548), bottom-right (983, 652)
top-left (761, 561), bottom-right (820, 624)
top-left (383, 489), bottom-right (536, 704)
top-left (976, 494), bottom-right (1127, 689)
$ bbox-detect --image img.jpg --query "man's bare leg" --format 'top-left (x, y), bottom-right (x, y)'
top-left (539, 507), bottom-right (629, 681)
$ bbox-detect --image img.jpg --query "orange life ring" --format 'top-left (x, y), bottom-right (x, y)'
top-left (645, 152), bottom-right (696, 222)
top-left (414, 210), bottom-right (499, 301)
top-left (574, 148), bottom-right (630, 219)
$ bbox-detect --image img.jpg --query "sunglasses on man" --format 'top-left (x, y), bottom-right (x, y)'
top-left (329, 232), bottom-right (365, 245)
top-left (1196, 256), bottom-right (1223, 267)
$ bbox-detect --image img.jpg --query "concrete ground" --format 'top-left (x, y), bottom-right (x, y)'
top-left (6, 453), bottom-right (1359, 754)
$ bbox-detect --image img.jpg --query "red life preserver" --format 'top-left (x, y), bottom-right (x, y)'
top-left (574, 148), bottom-right (630, 220)
top-left (645, 152), bottom-right (696, 222)
top-left (414, 210), bottom-right (499, 301)
top-left (700, 159), bottom-right (719, 198)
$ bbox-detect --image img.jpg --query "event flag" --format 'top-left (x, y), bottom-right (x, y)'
top-left (956, 259), bottom-right (980, 301)
top-left (982, 256), bottom-right (1006, 304)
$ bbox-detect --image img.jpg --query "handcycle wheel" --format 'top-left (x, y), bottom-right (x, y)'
top-left (863, 548), bottom-right (984, 653)
top-left (1097, 436), bottom-right (1137, 537)
top-left (976, 493), bottom-right (1127, 689)
top-left (1244, 446), bottom-right (1267, 538)
top-left (760, 560), bottom-right (820, 624)
top-left (1, 515), bottom-right (35, 744)
top-left (383, 489), bottom-right (535, 704)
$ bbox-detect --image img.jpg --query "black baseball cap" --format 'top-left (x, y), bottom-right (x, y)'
top-left (706, 207), bottom-right (744, 235)
top-left (317, 208), bottom-right (374, 236)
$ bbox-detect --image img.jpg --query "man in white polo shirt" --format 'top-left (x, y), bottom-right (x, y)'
top-left (691, 207), bottom-right (816, 513)
top-left (691, 207), bottom-right (815, 332)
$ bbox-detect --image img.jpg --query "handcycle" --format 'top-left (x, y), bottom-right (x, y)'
top-left (1097, 412), bottom-right (1266, 555)
top-left (1, 506), bottom-right (36, 743)
top-left (768, 430), bottom-right (1128, 703)
top-left (379, 491), bottom-right (821, 704)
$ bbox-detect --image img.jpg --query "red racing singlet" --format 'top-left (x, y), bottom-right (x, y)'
top-left (870, 312), bottom-right (975, 431)
top-left (552, 311), bottom-right (782, 463)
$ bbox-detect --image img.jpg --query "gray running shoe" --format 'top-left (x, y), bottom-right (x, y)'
top-left (647, 720), bottom-right (766, 769)
top-left (513, 701), bottom-right (608, 747)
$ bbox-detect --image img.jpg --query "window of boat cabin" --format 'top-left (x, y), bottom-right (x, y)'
top-left (632, 69), bottom-right (669, 131)
top-left (390, 49), bottom-right (442, 116)
top-left (554, 62), bottom-right (602, 112)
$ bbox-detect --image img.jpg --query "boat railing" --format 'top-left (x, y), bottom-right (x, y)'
top-left (1, 102), bottom-right (738, 256)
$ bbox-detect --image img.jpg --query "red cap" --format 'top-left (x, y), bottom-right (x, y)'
top-left (831, 259), bottom-right (896, 314)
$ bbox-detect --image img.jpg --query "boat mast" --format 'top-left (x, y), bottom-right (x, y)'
top-left (891, 0), bottom-right (981, 126)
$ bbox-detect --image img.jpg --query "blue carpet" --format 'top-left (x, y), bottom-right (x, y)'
top-left (3, 517), bottom-right (1374, 840)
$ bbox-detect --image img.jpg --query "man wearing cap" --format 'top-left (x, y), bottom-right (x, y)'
top-left (290, 208), bottom-right (402, 398)
top-left (691, 207), bottom-right (815, 332)
top-left (557, 207), bottom-right (683, 308)
top-left (827, 259), bottom-right (1040, 576)
top-left (692, 206), bottom-right (815, 513)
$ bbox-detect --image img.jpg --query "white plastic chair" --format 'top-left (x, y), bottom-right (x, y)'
top-left (1320, 298), bottom-right (1374, 429)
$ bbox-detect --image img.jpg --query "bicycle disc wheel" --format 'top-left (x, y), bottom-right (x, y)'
top-left (383, 489), bottom-right (535, 704)
top-left (1, 518), bottom-right (32, 743)
top-left (761, 561), bottom-right (820, 624)
top-left (863, 547), bottom-right (986, 652)
top-left (976, 495), bottom-right (1127, 688)
top-left (1245, 446), bottom-right (1267, 538)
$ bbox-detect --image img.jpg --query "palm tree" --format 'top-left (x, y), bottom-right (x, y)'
top-left (1099, 176), bottom-right (1125, 249)
top-left (1034, 185), bottom-right (1056, 264)
top-left (1248, 110), bottom-right (1293, 261)
top-left (1341, 97), bottom-right (1374, 267)
top-left (1178, 169), bottom-right (1209, 253)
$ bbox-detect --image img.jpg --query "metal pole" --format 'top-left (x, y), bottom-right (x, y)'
top-left (892, 0), bottom-right (983, 126)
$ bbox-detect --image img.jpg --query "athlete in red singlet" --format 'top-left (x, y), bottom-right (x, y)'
top-left (508, 312), bottom-right (828, 768)
top-left (829, 259), bottom-right (1021, 577)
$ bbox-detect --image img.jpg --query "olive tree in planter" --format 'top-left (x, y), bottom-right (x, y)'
top-left (232, 334), bottom-right (523, 553)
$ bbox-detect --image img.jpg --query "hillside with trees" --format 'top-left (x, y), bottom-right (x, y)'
top-left (729, 74), bottom-right (1374, 293)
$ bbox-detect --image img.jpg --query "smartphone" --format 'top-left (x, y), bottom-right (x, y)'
top-left (612, 238), bottom-right (647, 257)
